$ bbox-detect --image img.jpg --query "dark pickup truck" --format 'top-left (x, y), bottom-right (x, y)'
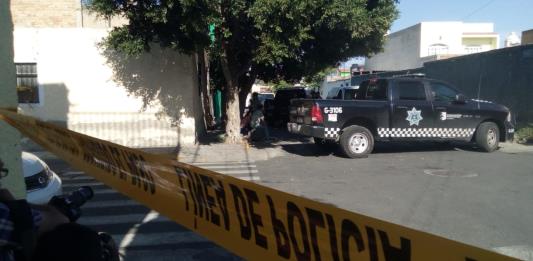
top-left (288, 77), bottom-right (515, 158)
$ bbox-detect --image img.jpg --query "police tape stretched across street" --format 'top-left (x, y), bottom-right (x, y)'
top-left (0, 109), bottom-right (518, 261)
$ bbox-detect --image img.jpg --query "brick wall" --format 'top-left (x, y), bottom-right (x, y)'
top-left (11, 0), bottom-right (79, 27)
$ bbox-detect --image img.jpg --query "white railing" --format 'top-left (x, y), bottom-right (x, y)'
top-left (67, 112), bottom-right (180, 148)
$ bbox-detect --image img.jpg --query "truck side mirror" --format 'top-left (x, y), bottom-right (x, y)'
top-left (455, 94), bottom-right (466, 104)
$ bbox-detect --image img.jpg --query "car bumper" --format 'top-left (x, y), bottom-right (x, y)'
top-left (27, 173), bottom-right (62, 205)
top-left (287, 122), bottom-right (325, 138)
top-left (504, 121), bottom-right (515, 142)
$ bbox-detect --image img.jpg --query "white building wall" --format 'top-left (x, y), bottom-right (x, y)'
top-left (420, 22), bottom-right (464, 57)
top-left (14, 28), bottom-right (201, 147)
top-left (365, 24), bottom-right (421, 71)
top-left (366, 22), bottom-right (498, 71)
top-left (462, 23), bottom-right (493, 33)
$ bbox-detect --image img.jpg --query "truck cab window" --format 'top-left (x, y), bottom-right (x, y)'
top-left (364, 80), bottom-right (388, 100)
top-left (344, 89), bottom-right (358, 100)
top-left (335, 90), bottom-right (343, 99)
top-left (398, 81), bottom-right (426, 100)
top-left (431, 83), bottom-right (460, 102)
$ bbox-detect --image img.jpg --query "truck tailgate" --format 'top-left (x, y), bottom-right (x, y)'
top-left (289, 99), bottom-right (317, 125)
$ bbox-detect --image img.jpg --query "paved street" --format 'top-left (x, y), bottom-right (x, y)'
top-left (256, 141), bottom-right (533, 260)
top-left (49, 158), bottom-right (252, 261)
top-left (42, 140), bottom-right (533, 260)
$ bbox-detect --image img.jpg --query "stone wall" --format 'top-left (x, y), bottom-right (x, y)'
top-left (11, 0), bottom-right (79, 27)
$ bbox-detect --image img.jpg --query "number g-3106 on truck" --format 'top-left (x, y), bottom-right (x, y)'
top-left (288, 77), bottom-right (515, 158)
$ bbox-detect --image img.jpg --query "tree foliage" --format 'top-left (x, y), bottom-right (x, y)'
top-left (303, 67), bottom-right (337, 90)
top-left (89, 0), bottom-right (398, 142)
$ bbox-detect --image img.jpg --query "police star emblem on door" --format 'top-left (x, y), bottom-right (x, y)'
top-left (406, 107), bottom-right (423, 126)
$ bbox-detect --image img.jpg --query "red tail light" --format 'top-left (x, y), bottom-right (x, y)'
top-left (311, 104), bottom-right (323, 124)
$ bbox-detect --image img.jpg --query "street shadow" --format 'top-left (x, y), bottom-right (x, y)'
top-left (280, 141), bottom-right (481, 158)
top-left (280, 143), bottom-right (340, 157)
top-left (100, 45), bottom-right (203, 148)
top-left (197, 130), bottom-right (226, 145)
top-left (247, 128), bottom-right (311, 149)
top-left (78, 202), bottom-right (240, 261)
top-left (372, 141), bottom-right (476, 154)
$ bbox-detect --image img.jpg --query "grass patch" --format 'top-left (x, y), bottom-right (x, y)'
top-left (515, 123), bottom-right (533, 144)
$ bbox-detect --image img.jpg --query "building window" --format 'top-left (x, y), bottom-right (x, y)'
top-left (16, 63), bottom-right (39, 104)
top-left (428, 44), bottom-right (449, 56)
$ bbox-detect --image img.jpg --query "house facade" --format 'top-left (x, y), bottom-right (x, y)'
top-left (11, 0), bottom-right (202, 148)
top-left (365, 22), bottom-right (500, 71)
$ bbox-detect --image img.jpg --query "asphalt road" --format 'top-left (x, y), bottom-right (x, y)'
top-left (42, 140), bottom-right (533, 260)
top-left (256, 141), bottom-right (533, 259)
top-left (46, 158), bottom-right (247, 261)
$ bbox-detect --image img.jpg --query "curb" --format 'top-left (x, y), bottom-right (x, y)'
top-left (499, 142), bottom-right (533, 154)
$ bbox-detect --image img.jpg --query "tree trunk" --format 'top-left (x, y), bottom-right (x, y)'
top-left (220, 52), bottom-right (242, 143)
top-left (198, 49), bottom-right (214, 130)
top-left (224, 87), bottom-right (241, 143)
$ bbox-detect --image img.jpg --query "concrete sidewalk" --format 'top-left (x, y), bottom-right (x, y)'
top-left (26, 142), bottom-right (288, 163)
top-left (172, 142), bottom-right (287, 163)
top-left (23, 135), bottom-right (292, 164)
top-left (23, 133), bottom-right (533, 164)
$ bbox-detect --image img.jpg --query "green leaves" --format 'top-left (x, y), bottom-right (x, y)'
top-left (90, 0), bottom-right (397, 85)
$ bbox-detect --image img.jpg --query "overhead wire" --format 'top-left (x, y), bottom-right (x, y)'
top-left (462, 0), bottom-right (497, 20)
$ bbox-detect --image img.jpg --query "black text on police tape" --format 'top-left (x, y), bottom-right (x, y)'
top-left (175, 167), bottom-right (411, 261)
top-left (78, 139), bottom-right (156, 194)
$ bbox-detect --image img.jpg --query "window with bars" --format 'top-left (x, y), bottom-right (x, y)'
top-left (16, 63), bottom-right (39, 104)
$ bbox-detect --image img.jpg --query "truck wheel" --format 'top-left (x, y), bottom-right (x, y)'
top-left (340, 125), bottom-right (374, 158)
top-left (475, 122), bottom-right (499, 152)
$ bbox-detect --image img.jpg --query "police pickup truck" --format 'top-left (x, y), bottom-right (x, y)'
top-left (288, 77), bottom-right (515, 158)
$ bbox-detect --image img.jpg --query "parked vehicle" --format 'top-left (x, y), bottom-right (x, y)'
top-left (258, 93), bottom-right (274, 104)
top-left (245, 92), bottom-right (275, 107)
top-left (288, 77), bottom-right (515, 158)
top-left (22, 152), bottom-right (62, 204)
top-left (265, 87), bottom-right (307, 127)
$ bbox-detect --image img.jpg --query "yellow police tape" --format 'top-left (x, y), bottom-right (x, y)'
top-left (0, 109), bottom-right (517, 261)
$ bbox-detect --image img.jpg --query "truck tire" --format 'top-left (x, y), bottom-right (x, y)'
top-left (475, 122), bottom-right (499, 152)
top-left (340, 125), bottom-right (374, 158)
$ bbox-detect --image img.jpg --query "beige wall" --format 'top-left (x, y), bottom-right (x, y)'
top-left (11, 0), bottom-right (126, 28)
top-left (462, 36), bottom-right (499, 54)
top-left (14, 28), bottom-right (202, 147)
top-left (11, 0), bottom-right (79, 27)
top-left (0, 0), bottom-right (25, 198)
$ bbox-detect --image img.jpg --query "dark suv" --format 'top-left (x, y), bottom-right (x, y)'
top-left (265, 87), bottom-right (307, 127)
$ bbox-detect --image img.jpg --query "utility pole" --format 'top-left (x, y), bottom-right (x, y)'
top-left (0, 0), bottom-right (25, 199)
